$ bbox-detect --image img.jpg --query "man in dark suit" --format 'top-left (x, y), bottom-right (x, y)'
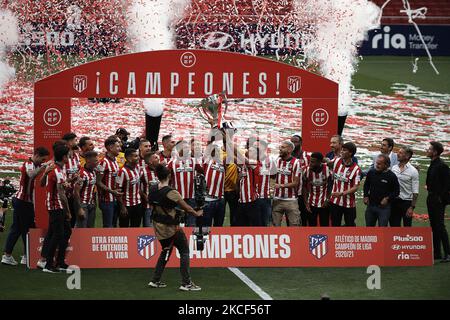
top-left (426, 141), bottom-right (450, 263)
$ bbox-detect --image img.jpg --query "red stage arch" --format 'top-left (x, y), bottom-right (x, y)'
top-left (34, 50), bottom-right (338, 229)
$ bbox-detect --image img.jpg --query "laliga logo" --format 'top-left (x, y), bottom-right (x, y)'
top-left (200, 32), bottom-right (234, 50)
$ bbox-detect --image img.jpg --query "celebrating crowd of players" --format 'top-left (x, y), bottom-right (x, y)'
top-left (2, 125), bottom-right (450, 271)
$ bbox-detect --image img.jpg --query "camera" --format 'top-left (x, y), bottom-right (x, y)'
top-left (148, 182), bottom-right (186, 226)
top-left (118, 135), bottom-right (141, 153)
top-left (0, 179), bottom-right (16, 200)
top-left (193, 174), bottom-right (210, 251)
top-left (194, 174), bottom-right (206, 209)
top-left (193, 217), bottom-right (210, 251)
top-left (122, 136), bottom-right (141, 151)
top-left (115, 128), bottom-right (141, 152)
top-left (0, 179), bottom-right (15, 232)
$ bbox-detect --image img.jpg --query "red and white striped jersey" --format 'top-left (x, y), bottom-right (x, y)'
top-left (79, 167), bottom-right (97, 204)
top-left (295, 151), bottom-right (311, 169)
top-left (15, 159), bottom-right (40, 203)
top-left (141, 166), bottom-right (158, 193)
top-left (138, 158), bottom-right (146, 171)
top-left (305, 164), bottom-right (332, 208)
top-left (158, 151), bottom-right (172, 165)
top-left (204, 159), bottom-right (225, 198)
top-left (141, 165), bottom-right (159, 209)
top-left (238, 165), bottom-right (259, 203)
top-left (330, 157), bottom-right (361, 208)
top-left (274, 157), bottom-right (301, 199)
top-left (168, 158), bottom-right (198, 199)
top-left (46, 164), bottom-right (67, 211)
top-left (64, 152), bottom-right (80, 181)
top-left (117, 165), bottom-right (141, 207)
top-left (97, 155), bottom-right (119, 202)
top-left (296, 151), bottom-right (311, 196)
top-left (256, 157), bottom-right (276, 199)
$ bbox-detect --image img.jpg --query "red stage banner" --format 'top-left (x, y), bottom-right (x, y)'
top-left (27, 227), bottom-right (433, 269)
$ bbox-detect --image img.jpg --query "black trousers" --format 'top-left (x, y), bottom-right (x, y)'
top-left (297, 196), bottom-right (308, 226)
top-left (427, 194), bottom-right (450, 258)
top-left (41, 224), bottom-right (71, 260)
top-left (237, 201), bottom-right (262, 226)
top-left (152, 230), bottom-right (191, 285)
top-left (68, 196), bottom-right (78, 228)
top-left (225, 191), bottom-right (239, 226)
top-left (4, 198), bottom-right (35, 254)
top-left (389, 199), bottom-right (412, 227)
top-left (119, 204), bottom-right (143, 227)
top-left (45, 210), bottom-right (72, 267)
top-left (330, 203), bottom-right (356, 227)
top-left (308, 206), bottom-right (330, 227)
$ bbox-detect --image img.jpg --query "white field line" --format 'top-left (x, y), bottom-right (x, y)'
top-left (228, 267), bottom-right (273, 300)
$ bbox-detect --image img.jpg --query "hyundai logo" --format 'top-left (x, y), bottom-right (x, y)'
top-left (391, 244), bottom-right (401, 250)
top-left (199, 32), bottom-right (234, 50)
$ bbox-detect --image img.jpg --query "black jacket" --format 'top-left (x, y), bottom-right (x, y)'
top-left (426, 158), bottom-right (450, 204)
top-left (364, 169), bottom-right (400, 206)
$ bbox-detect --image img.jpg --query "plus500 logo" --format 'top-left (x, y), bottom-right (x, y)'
top-left (392, 235), bottom-right (423, 242)
top-left (19, 5), bottom-right (80, 48)
top-left (19, 31), bottom-right (75, 47)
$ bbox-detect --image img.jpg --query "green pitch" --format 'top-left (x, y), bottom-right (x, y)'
top-left (0, 56), bottom-right (449, 300)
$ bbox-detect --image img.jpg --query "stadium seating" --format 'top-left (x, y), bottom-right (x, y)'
top-left (183, 0), bottom-right (450, 25)
top-left (2, 0), bottom-right (448, 55)
top-left (371, 0), bottom-right (450, 25)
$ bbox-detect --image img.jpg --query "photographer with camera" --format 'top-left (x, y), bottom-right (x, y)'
top-left (148, 164), bottom-right (203, 291)
top-left (116, 128), bottom-right (141, 153)
top-left (0, 179), bottom-right (16, 232)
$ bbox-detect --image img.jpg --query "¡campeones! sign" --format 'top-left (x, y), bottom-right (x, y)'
top-left (33, 50), bottom-right (338, 230)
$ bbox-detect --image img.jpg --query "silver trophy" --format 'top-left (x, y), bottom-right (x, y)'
top-left (195, 91), bottom-right (228, 129)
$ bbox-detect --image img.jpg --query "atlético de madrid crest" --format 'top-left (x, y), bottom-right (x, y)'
top-left (73, 75), bottom-right (87, 93)
top-left (309, 234), bottom-right (328, 259)
top-left (137, 235), bottom-right (156, 260)
top-left (287, 76), bottom-right (301, 93)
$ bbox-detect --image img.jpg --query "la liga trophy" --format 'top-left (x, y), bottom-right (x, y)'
top-left (195, 92), bottom-right (228, 129)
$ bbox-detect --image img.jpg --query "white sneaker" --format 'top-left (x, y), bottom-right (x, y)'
top-left (179, 282), bottom-right (201, 291)
top-left (20, 255), bottom-right (27, 265)
top-left (36, 259), bottom-right (46, 269)
top-left (1, 254), bottom-right (18, 266)
top-left (56, 263), bottom-right (75, 274)
top-left (42, 267), bottom-right (60, 274)
top-left (148, 281), bottom-right (167, 288)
